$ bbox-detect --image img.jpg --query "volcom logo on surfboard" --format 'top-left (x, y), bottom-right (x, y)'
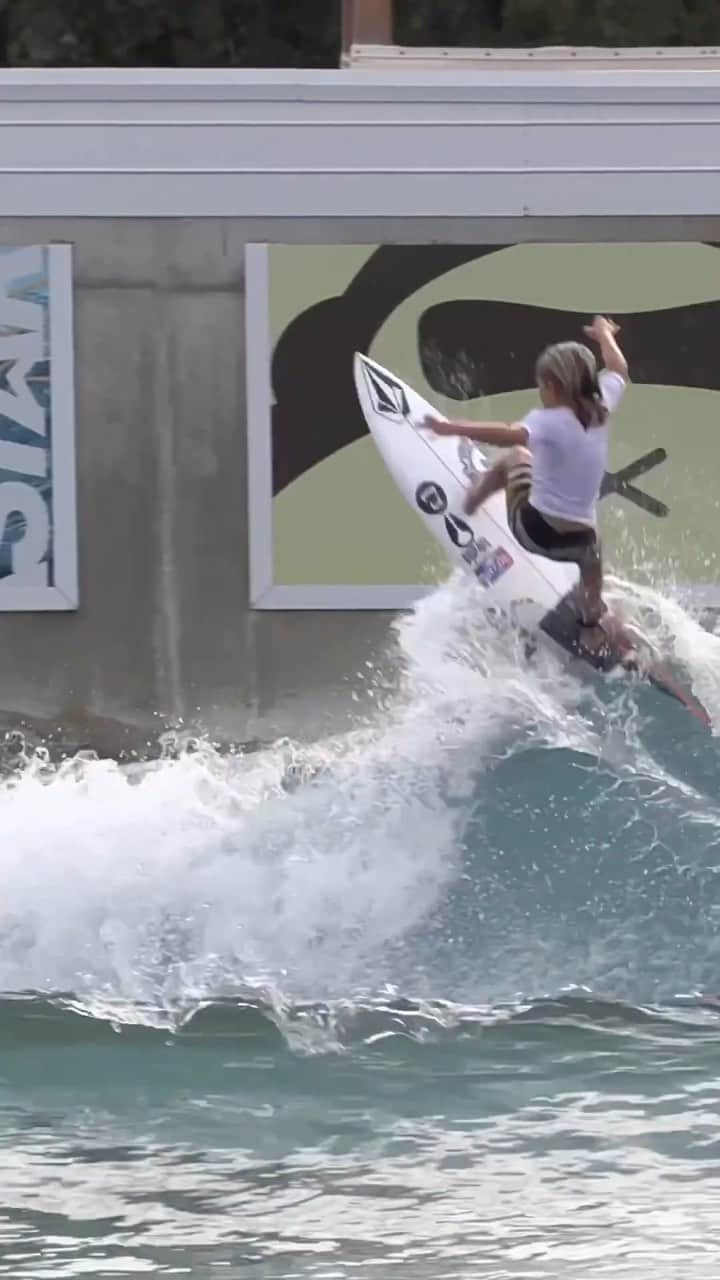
top-left (361, 363), bottom-right (410, 422)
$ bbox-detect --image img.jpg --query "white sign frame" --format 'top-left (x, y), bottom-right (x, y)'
top-left (0, 243), bottom-right (78, 611)
top-left (245, 243), bottom-right (431, 610)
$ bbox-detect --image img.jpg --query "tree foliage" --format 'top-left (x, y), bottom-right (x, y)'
top-left (0, 0), bottom-right (340, 67)
top-left (1, 0), bottom-right (720, 67)
top-left (395, 0), bottom-right (720, 48)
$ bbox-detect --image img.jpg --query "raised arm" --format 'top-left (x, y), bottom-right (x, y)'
top-left (583, 315), bottom-right (629, 380)
top-left (423, 415), bottom-right (528, 448)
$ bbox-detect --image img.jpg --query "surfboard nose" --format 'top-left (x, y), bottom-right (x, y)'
top-left (353, 351), bottom-right (382, 387)
top-left (354, 352), bottom-right (390, 380)
top-left (354, 353), bottom-right (412, 425)
top-left (353, 351), bottom-right (370, 400)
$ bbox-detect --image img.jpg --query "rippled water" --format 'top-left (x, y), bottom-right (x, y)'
top-left (2, 574), bottom-right (720, 1278)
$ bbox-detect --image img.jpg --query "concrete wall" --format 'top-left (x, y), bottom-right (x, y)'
top-left (0, 218), bottom-right (408, 752)
top-left (2, 212), bottom-right (720, 755)
top-left (0, 212), bottom-right (719, 756)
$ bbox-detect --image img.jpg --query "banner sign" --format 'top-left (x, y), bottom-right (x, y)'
top-left (245, 241), bottom-right (720, 609)
top-left (0, 244), bottom-right (77, 610)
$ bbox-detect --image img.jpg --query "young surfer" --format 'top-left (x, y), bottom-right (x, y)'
top-left (424, 316), bottom-right (628, 654)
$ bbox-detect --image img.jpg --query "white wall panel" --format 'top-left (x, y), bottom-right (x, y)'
top-left (1, 68), bottom-right (720, 218)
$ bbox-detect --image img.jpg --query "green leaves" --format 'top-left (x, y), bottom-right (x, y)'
top-left (0, 0), bottom-right (340, 67)
top-left (1, 0), bottom-right (719, 68)
top-left (394, 0), bottom-right (720, 49)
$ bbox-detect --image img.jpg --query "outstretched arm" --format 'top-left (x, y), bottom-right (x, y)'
top-left (583, 315), bottom-right (629, 380)
top-left (423, 415), bottom-right (528, 448)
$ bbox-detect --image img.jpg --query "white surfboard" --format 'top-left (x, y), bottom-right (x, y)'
top-left (353, 351), bottom-right (577, 638)
top-left (353, 352), bottom-right (711, 725)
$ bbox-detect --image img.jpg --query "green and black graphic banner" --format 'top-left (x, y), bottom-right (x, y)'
top-left (247, 242), bottom-right (720, 608)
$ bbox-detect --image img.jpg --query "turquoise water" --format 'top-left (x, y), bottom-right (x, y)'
top-left (2, 575), bottom-right (720, 1278)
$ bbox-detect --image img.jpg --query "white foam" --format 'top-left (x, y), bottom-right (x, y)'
top-left (0, 569), bottom-right (716, 1022)
top-left (604, 574), bottom-right (720, 733)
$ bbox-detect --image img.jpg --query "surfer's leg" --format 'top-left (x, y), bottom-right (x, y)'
top-left (463, 461), bottom-right (506, 516)
top-left (575, 541), bottom-right (605, 652)
top-left (578, 557), bottom-right (603, 628)
top-left (464, 446), bottom-right (531, 517)
top-left (576, 547), bottom-right (635, 662)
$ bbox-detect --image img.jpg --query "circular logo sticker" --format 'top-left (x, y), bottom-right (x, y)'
top-left (415, 481), bottom-right (448, 515)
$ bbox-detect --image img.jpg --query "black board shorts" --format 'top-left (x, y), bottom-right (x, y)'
top-left (505, 456), bottom-right (601, 570)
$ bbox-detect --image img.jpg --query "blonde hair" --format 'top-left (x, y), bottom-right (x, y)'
top-left (535, 341), bottom-right (607, 429)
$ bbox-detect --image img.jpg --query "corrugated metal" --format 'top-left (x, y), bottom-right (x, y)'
top-left (1, 69), bottom-right (719, 218)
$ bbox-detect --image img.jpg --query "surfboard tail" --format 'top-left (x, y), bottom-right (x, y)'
top-left (647, 664), bottom-right (712, 728)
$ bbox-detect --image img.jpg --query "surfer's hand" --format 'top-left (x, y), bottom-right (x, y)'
top-left (584, 315), bottom-right (620, 341)
top-left (423, 415), bottom-right (455, 435)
